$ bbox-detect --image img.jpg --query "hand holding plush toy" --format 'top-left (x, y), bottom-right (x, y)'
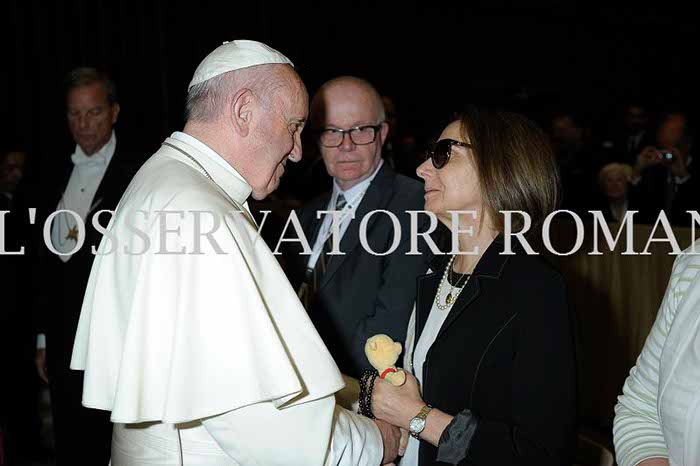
top-left (365, 334), bottom-right (406, 386)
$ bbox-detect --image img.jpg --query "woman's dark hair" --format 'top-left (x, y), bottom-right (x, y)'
top-left (458, 106), bottom-right (560, 232)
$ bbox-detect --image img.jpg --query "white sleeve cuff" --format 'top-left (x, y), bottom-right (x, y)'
top-left (328, 406), bottom-right (383, 466)
top-left (36, 333), bottom-right (46, 350)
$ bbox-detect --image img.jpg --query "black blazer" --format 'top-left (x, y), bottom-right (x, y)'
top-left (284, 164), bottom-right (430, 378)
top-left (414, 236), bottom-right (577, 466)
top-left (32, 141), bottom-right (141, 370)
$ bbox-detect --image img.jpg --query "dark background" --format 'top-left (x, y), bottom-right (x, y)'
top-left (5, 0), bottom-right (696, 172)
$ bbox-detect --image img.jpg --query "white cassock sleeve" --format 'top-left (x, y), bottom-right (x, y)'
top-left (201, 395), bottom-right (383, 466)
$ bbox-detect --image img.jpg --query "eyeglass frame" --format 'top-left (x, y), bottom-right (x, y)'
top-left (426, 138), bottom-right (472, 169)
top-left (316, 122), bottom-right (385, 148)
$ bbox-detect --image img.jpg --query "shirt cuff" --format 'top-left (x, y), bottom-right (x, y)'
top-left (36, 333), bottom-right (46, 350)
top-left (436, 409), bottom-right (479, 464)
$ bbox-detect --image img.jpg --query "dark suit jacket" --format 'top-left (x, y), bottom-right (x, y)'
top-left (284, 164), bottom-right (430, 378)
top-left (629, 157), bottom-right (697, 226)
top-left (32, 141), bottom-right (141, 372)
top-left (605, 130), bottom-right (652, 166)
top-left (414, 236), bottom-right (577, 466)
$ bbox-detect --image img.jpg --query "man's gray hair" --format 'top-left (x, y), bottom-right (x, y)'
top-left (184, 65), bottom-right (290, 123)
top-left (65, 67), bottom-right (118, 104)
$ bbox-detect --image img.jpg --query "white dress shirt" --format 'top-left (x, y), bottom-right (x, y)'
top-left (171, 131), bottom-right (256, 223)
top-left (307, 160), bottom-right (384, 270)
top-left (38, 132), bottom-right (117, 350)
top-left (51, 131), bottom-right (116, 260)
top-left (401, 268), bottom-right (466, 466)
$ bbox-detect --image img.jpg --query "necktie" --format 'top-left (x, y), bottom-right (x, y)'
top-left (299, 194), bottom-right (347, 308)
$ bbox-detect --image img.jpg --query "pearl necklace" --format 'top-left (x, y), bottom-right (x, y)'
top-left (435, 255), bottom-right (470, 310)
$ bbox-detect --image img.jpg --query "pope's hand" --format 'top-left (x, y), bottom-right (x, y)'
top-left (373, 419), bottom-right (401, 465)
top-left (371, 372), bottom-right (424, 429)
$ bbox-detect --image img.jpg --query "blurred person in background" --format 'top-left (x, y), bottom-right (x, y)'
top-left (629, 111), bottom-right (695, 225)
top-left (597, 163), bottom-right (635, 222)
top-left (550, 111), bottom-right (606, 214)
top-left (603, 102), bottom-right (651, 165)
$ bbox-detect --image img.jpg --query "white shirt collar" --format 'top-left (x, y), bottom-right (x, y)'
top-left (332, 159), bottom-right (384, 205)
top-left (72, 131), bottom-right (116, 166)
top-left (167, 132), bottom-right (253, 206)
top-left (171, 131), bottom-right (249, 186)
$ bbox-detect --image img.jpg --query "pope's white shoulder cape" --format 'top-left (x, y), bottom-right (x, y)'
top-left (71, 138), bottom-right (344, 424)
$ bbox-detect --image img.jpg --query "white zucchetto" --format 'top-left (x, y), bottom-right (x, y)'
top-left (188, 39), bottom-right (293, 91)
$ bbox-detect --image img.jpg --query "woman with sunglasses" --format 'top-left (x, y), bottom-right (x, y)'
top-left (367, 107), bottom-right (577, 465)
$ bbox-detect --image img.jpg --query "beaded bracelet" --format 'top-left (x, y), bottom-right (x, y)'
top-left (358, 369), bottom-right (378, 419)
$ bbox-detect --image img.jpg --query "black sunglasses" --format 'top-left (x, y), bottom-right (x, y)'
top-left (426, 138), bottom-right (472, 169)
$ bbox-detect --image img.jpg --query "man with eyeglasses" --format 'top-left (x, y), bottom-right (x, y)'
top-left (284, 76), bottom-right (429, 379)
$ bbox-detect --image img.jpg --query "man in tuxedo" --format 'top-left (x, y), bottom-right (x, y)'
top-left (32, 67), bottom-right (139, 465)
top-left (284, 76), bottom-right (429, 378)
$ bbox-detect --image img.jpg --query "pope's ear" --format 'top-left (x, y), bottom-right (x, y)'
top-left (230, 88), bottom-right (253, 137)
top-left (395, 342), bottom-right (402, 353)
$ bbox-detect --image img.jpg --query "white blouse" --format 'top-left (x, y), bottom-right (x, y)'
top-left (402, 270), bottom-right (467, 466)
top-left (613, 242), bottom-right (700, 466)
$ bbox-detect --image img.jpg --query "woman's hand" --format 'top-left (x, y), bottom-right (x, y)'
top-left (371, 372), bottom-right (425, 429)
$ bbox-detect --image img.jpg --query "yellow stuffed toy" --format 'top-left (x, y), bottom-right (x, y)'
top-left (365, 334), bottom-right (406, 386)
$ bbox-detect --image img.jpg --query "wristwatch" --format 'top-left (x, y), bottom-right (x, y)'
top-left (409, 404), bottom-right (433, 439)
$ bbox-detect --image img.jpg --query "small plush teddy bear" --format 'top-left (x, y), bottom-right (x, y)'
top-left (365, 334), bottom-right (406, 386)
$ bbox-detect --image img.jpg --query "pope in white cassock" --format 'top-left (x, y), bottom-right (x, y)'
top-left (69, 40), bottom-right (401, 465)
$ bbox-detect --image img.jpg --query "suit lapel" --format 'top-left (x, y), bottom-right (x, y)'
top-left (50, 158), bottom-right (75, 211)
top-left (319, 164), bottom-right (395, 289)
top-left (91, 147), bottom-right (123, 212)
top-left (435, 277), bottom-right (481, 342)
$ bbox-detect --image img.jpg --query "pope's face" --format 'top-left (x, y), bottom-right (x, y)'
top-left (67, 82), bottom-right (119, 156)
top-left (249, 77), bottom-right (308, 200)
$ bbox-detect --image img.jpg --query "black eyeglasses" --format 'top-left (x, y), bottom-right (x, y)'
top-left (426, 138), bottom-right (472, 169)
top-left (318, 123), bottom-right (384, 148)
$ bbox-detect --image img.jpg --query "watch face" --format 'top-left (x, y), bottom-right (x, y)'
top-left (410, 417), bottom-right (425, 433)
